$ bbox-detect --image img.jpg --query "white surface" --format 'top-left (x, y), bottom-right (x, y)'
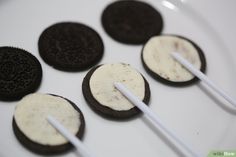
top-left (0, 0), bottom-right (235, 157)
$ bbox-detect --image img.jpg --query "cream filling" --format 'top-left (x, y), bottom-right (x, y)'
top-left (143, 36), bottom-right (201, 82)
top-left (89, 63), bottom-right (145, 111)
top-left (14, 93), bottom-right (81, 145)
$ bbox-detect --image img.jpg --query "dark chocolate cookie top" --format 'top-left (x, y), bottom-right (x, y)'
top-left (0, 47), bottom-right (42, 101)
top-left (38, 22), bottom-right (104, 71)
top-left (102, 0), bottom-right (163, 44)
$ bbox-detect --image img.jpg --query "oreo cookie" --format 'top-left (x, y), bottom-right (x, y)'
top-left (82, 63), bottom-right (150, 119)
top-left (0, 47), bottom-right (42, 101)
top-left (102, 0), bottom-right (163, 44)
top-left (141, 35), bottom-right (206, 86)
top-left (13, 93), bottom-right (85, 155)
top-left (38, 22), bottom-right (104, 71)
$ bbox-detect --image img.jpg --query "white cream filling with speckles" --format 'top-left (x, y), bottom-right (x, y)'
top-left (143, 36), bottom-right (202, 82)
top-left (14, 93), bottom-right (81, 145)
top-left (89, 63), bottom-right (145, 111)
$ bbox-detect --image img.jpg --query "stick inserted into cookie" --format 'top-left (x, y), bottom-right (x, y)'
top-left (171, 52), bottom-right (236, 108)
top-left (47, 115), bottom-right (96, 157)
top-left (114, 82), bottom-right (201, 157)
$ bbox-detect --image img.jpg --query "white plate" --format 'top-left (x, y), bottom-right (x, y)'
top-left (0, 0), bottom-right (236, 156)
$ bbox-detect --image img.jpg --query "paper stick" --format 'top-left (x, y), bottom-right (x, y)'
top-left (114, 82), bottom-right (201, 157)
top-left (171, 52), bottom-right (236, 108)
top-left (47, 115), bottom-right (96, 157)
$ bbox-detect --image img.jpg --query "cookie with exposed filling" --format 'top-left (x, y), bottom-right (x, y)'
top-left (82, 63), bottom-right (150, 119)
top-left (142, 35), bottom-right (206, 86)
top-left (13, 93), bottom-right (85, 154)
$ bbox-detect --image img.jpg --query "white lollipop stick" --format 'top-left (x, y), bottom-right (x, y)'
top-left (114, 82), bottom-right (201, 157)
top-left (47, 115), bottom-right (96, 157)
top-left (171, 52), bottom-right (236, 108)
